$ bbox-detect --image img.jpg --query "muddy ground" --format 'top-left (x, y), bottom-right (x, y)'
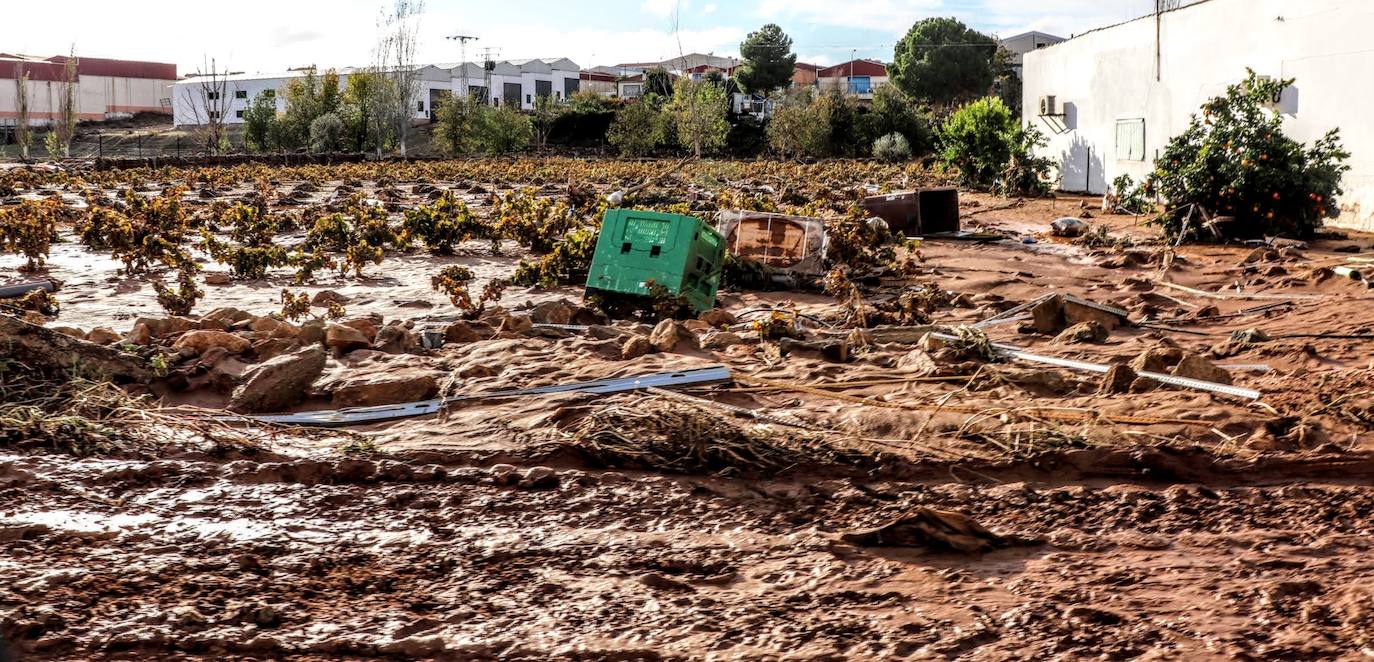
top-left (4, 162), bottom-right (1374, 660)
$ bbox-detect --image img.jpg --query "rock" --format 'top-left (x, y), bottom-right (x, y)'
top-left (298, 319), bottom-right (326, 345)
top-left (682, 319), bottom-right (712, 334)
top-left (249, 316), bottom-right (299, 339)
top-left (897, 349), bottom-right (938, 375)
top-left (1171, 354), bottom-right (1233, 384)
top-left (519, 466), bottom-right (559, 489)
top-left (253, 338), bottom-right (300, 361)
top-left (173, 330), bottom-right (252, 355)
top-left (697, 308), bottom-right (736, 327)
top-left (839, 507), bottom-right (1034, 553)
top-left (208, 357), bottom-right (253, 392)
top-left (125, 322), bottom-right (154, 346)
top-left (443, 321), bottom-right (482, 344)
top-left (621, 335), bottom-right (652, 360)
top-left (311, 290), bottom-right (350, 306)
top-left (1129, 346), bottom-right (1184, 373)
top-left (649, 319), bottom-right (694, 353)
top-left (1098, 364), bottom-right (1137, 395)
top-left (529, 300), bottom-right (575, 325)
top-left (85, 327), bottom-right (121, 346)
top-left (50, 326), bottom-right (85, 339)
top-left (325, 323), bottom-right (371, 354)
top-left (1050, 217), bottom-right (1088, 237)
top-left (1054, 321), bottom-right (1108, 345)
top-left (458, 364), bottom-right (496, 378)
top-left (330, 372), bottom-right (439, 408)
top-left (373, 325), bottom-right (416, 354)
top-left (0, 316), bottom-right (152, 383)
top-left (1063, 300), bottom-right (1127, 331)
top-left (700, 331), bottom-right (744, 350)
top-left (339, 316), bottom-right (380, 342)
top-left (203, 272), bottom-right (232, 285)
top-left (202, 307), bottom-right (253, 329)
top-left (495, 314), bottom-right (533, 335)
top-left (1029, 294), bottom-right (1066, 333)
top-left (229, 346), bottom-right (327, 413)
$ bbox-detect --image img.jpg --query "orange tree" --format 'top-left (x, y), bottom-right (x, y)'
top-left (1148, 71), bottom-right (1349, 240)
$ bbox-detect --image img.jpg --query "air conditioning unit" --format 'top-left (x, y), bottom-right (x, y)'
top-left (1039, 95), bottom-right (1058, 116)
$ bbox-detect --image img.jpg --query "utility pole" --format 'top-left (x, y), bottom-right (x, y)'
top-left (478, 46), bottom-right (501, 106)
top-left (445, 34), bottom-right (478, 97)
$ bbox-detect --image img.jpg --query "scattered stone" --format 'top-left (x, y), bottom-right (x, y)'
top-left (1050, 217), bottom-right (1088, 238)
top-left (519, 466), bottom-right (559, 489)
top-left (173, 330), bottom-right (252, 355)
top-left (1098, 364), bottom-right (1137, 395)
top-left (1171, 354), bottom-right (1233, 384)
top-left (84, 327), bottom-right (121, 346)
top-left (697, 308), bottom-right (736, 327)
top-left (648, 319), bottom-right (695, 353)
top-left (897, 349), bottom-right (938, 375)
top-left (778, 337), bottom-right (849, 363)
top-left (529, 300), bottom-right (576, 325)
top-left (1054, 321), bottom-right (1108, 345)
top-left (700, 331), bottom-right (744, 350)
top-left (339, 316), bottom-right (380, 342)
top-left (373, 325), bottom-right (416, 354)
top-left (124, 322), bottom-right (154, 346)
top-left (312, 290), bottom-right (350, 306)
top-left (1129, 346), bottom-right (1184, 373)
top-left (621, 335), bottom-right (652, 360)
top-left (250, 316), bottom-right (300, 339)
top-left (202, 307), bottom-right (252, 328)
top-left (50, 326), bottom-right (85, 339)
top-left (329, 371), bottom-right (439, 408)
top-left (325, 323), bottom-right (371, 354)
top-left (298, 319), bottom-right (326, 345)
top-left (443, 321), bottom-right (482, 344)
top-left (253, 338), bottom-right (300, 361)
top-left (229, 346), bottom-right (327, 413)
top-left (203, 272), bottom-right (232, 285)
top-left (840, 507), bottom-right (1035, 553)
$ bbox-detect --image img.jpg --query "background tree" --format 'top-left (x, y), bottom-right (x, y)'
top-left (242, 92), bottom-right (279, 152)
top-left (735, 24), bottom-right (797, 96)
top-left (644, 67), bottom-right (674, 98)
top-left (280, 68), bottom-right (323, 150)
top-left (992, 47), bottom-right (1022, 117)
top-left (377, 0), bottom-right (424, 156)
top-left (431, 92), bottom-right (480, 155)
top-left (890, 17), bottom-right (997, 106)
top-left (530, 95), bottom-right (564, 148)
top-left (474, 105), bottom-right (532, 153)
top-left (341, 69), bottom-right (392, 154)
top-left (766, 92), bottom-right (827, 159)
top-left (14, 70), bottom-right (32, 160)
top-left (668, 78), bottom-right (728, 157)
top-left (54, 49), bottom-right (79, 157)
top-left (310, 113), bottom-right (345, 152)
top-left (178, 58), bottom-right (233, 154)
top-left (860, 85), bottom-right (933, 154)
top-left (607, 100), bottom-right (665, 156)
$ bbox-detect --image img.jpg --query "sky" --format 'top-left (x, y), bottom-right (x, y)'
top-left (4, 0), bottom-right (1175, 75)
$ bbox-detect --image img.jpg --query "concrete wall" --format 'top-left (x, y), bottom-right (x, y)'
top-left (1022, 0), bottom-right (1374, 230)
top-left (1, 74), bottom-right (172, 125)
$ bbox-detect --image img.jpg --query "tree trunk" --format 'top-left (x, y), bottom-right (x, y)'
top-left (0, 315), bottom-right (151, 384)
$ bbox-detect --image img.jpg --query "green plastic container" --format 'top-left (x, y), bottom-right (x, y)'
top-left (585, 209), bottom-right (725, 313)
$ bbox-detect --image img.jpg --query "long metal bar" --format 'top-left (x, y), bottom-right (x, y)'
top-left (0, 280), bottom-right (57, 299)
top-left (931, 333), bottom-right (1261, 400)
top-left (214, 366), bottom-right (733, 428)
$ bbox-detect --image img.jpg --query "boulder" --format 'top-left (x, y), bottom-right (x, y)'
top-left (1054, 321), bottom-right (1108, 345)
top-left (697, 308), bottom-right (736, 327)
top-left (311, 290), bottom-right (350, 306)
top-left (253, 338), bottom-right (301, 361)
top-left (1098, 364), bottom-right (1137, 395)
top-left (124, 322), bottom-right (154, 346)
top-left (443, 321), bottom-right (482, 344)
top-left (529, 300), bottom-right (576, 325)
top-left (325, 323), bottom-right (372, 354)
top-left (1129, 347), bottom-right (1184, 374)
top-left (202, 307), bottom-right (253, 329)
top-left (85, 327), bottom-right (122, 346)
top-left (208, 357), bottom-right (253, 392)
top-left (1171, 354), bottom-right (1233, 385)
top-left (329, 371), bottom-right (439, 408)
top-left (298, 319), bottom-right (326, 345)
top-left (339, 316), bottom-right (380, 342)
top-left (1050, 217), bottom-right (1088, 238)
top-left (1063, 300), bottom-right (1127, 332)
top-left (0, 315), bottom-right (151, 383)
top-left (373, 325), bottom-right (416, 354)
top-left (173, 330), bottom-right (252, 355)
top-left (51, 326), bottom-right (85, 339)
top-left (621, 335), bottom-right (652, 360)
top-left (700, 331), bottom-right (744, 350)
top-left (649, 319), bottom-right (695, 353)
top-left (250, 316), bottom-right (299, 339)
top-left (229, 346), bottom-right (328, 413)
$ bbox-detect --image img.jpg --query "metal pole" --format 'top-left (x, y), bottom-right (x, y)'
top-left (98, 133), bottom-right (103, 159)
top-left (137, 134), bottom-right (143, 158)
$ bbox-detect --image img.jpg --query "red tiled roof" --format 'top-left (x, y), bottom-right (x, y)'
top-left (0, 54), bottom-right (176, 82)
top-left (817, 59), bottom-right (887, 77)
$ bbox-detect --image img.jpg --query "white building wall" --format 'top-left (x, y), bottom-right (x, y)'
top-left (1022, 0), bottom-right (1374, 231)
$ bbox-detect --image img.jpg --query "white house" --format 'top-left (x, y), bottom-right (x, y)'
top-left (1022, 0), bottom-right (1374, 231)
top-left (171, 57), bottom-right (581, 125)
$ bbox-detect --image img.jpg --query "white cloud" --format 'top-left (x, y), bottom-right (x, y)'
top-left (799, 53), bottom-right (834, 66)
top-left (642, 0), bottom-right (684, 18)
top-left (703, 3), bottom-right (718, 14)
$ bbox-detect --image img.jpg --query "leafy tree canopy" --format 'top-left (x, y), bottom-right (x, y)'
top-left (736, 23), bottom-right (797, 95)
top-left (890, 17), bottom-right (997, 105)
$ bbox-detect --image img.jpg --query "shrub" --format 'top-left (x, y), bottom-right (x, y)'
top-left (607, 101), bottom-right (665, 156)
top-left (767, 94), bottom-right (828, 159)
top-left (243, 92), bottom-right (280, 152)
top-left (431, 265), bottom-right (507, 316)
top-left (817, 89), bottom-right (862, 157)
top-left (667, 78), bottom-right (729, 157)
top-left (309, 112), bottom-right (345, 152)
top-left (1107, 174), bottom-right (1152, 215)
top-left (0, 198), bottom-right (61, 271)
top-left (201, 202), bottom-right (289, 280)
top-left (403, 190), bottom-right (498, 255)
top-left (993, 124), bottom-right (1055, 197)
top-left (474, 105), bottom-right (533, 154)
top-left (298, 194), bottom-right (407, 278)
top-left (938, 96), bottom-right (1018, 188)
top-left (873, 132), bottom-right (912, 162)
top-left (861, 85), bottom-right (933, 155)
top-left (103, 187), bottom-right (194, 275)
top-left (725, 116), bottom-right (768, 157)
top-left (153, 265), bottom-right (203, 316)
top-left (1148, 71), bottom-right (1350, 240)
top-left (432, 93), bottom-right (481, 155)
top-left (511, 226), bottom-right (599, 287)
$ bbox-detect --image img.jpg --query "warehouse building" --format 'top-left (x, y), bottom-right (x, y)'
top-left (1022, 0), bottom-right (1374, 230)
top-left (171, 57), bottom-right (579, 127)
top-left (0, 53), bottom-right (176, 131)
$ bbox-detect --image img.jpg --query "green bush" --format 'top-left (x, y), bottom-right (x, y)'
top-left (309, 112), bottom-right (344, 152)
top-left (608, 100), bottom-right (665, 156)
top-left (432, 93), bottom-right (482, 155)
top-left (475, 105), bottom-right (533, 154)
top-left (1148, 71), bottom-right (1349, 240)
top-left (242, 92), bottom-right (279, 152)
top-left (938, 96), bottom-right (1017, 187)
top-left (766, 93), bottom-right (828, 159)
top-left (993, 124), bottom-right (1055, 197)
top-left (873, 132), bottom-right (912, 162)
top-left (861, 85), bottom-right (932, 155)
